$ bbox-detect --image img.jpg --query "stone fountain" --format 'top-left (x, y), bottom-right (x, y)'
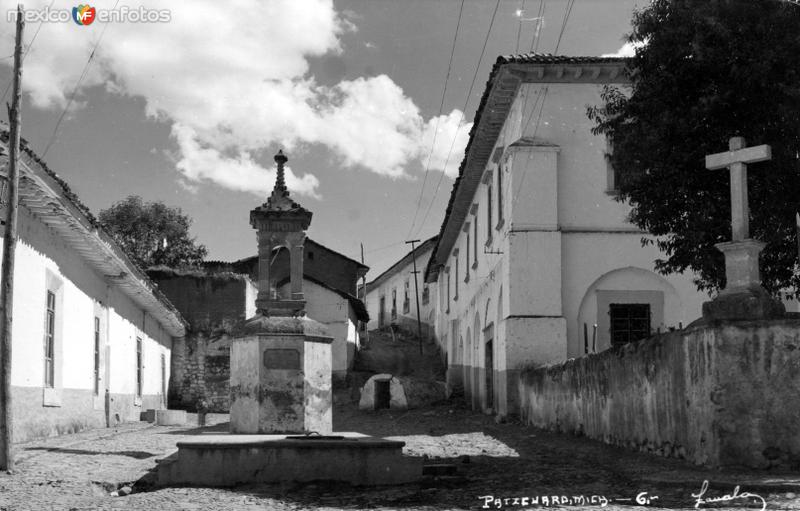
top-left (157, 152), bottom-right (422, 487)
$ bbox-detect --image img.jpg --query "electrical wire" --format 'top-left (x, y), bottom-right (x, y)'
top-left (413, 0), bottom-right (502, 238)
top-left (406, 0), bottom-right (466, 240)
top-left (41, 0), bottom-right (120, 159)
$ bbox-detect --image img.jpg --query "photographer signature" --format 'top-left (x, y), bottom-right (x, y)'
top-left (691, 480), bottom-right (766, 511)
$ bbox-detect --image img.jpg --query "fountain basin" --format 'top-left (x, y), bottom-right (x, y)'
top-left (156, 432), bottom-right (423, 487)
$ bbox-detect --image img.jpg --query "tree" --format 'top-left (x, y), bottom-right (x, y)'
top-left (589, 0), bottom-right (800, 295)
top-left (98, 196), bottom-right (207, 269)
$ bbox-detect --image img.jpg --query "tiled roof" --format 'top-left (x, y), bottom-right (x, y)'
top-left (498, 53), bottom-right (626, 65)
top-left (424, 53), bottom-right (629, 282)
top-left (0, 125), bottom-right (187, 335)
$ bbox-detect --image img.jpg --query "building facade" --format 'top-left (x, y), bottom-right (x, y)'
top-left (0, 129), bottom-right (185, 442)
top-left (154, 238), bottom-right (368, 411)
top-left (363, 236), bottom-right (437, 338)
top-left (424, 55), bottom-right (707, 417)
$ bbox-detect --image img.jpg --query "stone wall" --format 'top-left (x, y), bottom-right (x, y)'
top-left (151, 272), bottom-right (251, 412)
top-left (518, 319), bottom-right (800, 469)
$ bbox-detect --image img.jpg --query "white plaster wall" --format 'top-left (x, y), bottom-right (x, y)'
top-left (292, 279), bottom-right (357, 374)
top-left (244, 277), bottom-right (257, 319)
top-left (4, 205), bottom-right (173, 400)
top-left (516, 83), bottom-right (633, 229)
top-left (433, 80), bottom-right (708, 415)
top-left (365, 246), bottom-right (437, 333)
top-left (563, 232), bottom-right (707, 358)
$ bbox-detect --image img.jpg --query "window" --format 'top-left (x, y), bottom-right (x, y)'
top-left (391, 289), bottom-right (397, 320)
top-left (606, 137), bottom-right (624, 193)
top-left (496, 164), bottom-right (504, 228)
top-left (93, 316), bottom-right (100, 395)
top-left (403, 280), bottom-right (410, 314)
top-left (136, 336), bottom-right (143, 398)
top-left (486, 184), bottom-right (493, 244)
top-left (446, 268), bottom-right (451, 312)
top-left (454, 255), bottom-right (459, 300)
top-left (422, 284), bottom-right (430, 305)
top-left (473, 219), bottom-right (478, 269)
top-left (464, 232), bottom-right (470, 283)
top-left (609, 304), bottom-right (651, 346)
top-left (44, 291), bottom-right (55, 388)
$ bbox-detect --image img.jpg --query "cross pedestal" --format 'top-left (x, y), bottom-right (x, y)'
top-left (701, 137), bottom-right (785, 321)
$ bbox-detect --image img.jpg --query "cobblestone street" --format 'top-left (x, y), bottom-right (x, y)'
top-left (0, 399), bottom-right (798, 510)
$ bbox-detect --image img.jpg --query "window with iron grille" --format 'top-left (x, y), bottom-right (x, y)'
top-left (44, 291), bottom-right (55, 388)
top-left (609, 303), bottom-right (651, 346)
top-left (93, 316), bottom-right (100, 395)
top-left (136, 337), bottom-right (143, 397)
top-left (403, 280), bottom-right (410, 314)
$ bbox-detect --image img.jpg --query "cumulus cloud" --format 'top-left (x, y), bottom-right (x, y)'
top-left (420, 111), bottom-right (472, 178)
top-left (0, 0), bottom-right (469, 197)
top-left (602, 40), bottom-right (647, 58)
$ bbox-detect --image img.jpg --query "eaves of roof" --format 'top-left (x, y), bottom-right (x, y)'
top-left (0, 127), bottom-right (187, 337)
top-left (424, 53), bottom-right (630, 283)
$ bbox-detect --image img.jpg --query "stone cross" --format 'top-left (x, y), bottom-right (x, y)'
top-left (701, 137), bottom-right (785, 320)
top-left (705, 137), bottom-right (771, 241)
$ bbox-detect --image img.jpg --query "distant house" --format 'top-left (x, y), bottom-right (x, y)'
top-left (424, 54), bottom-right (706, 417)
top-left (0, 127), bottom-right (186, 442)
top-left (362, 236), bottom-right (437, 338)
top-left (152, 238), bottom-right (369, 411)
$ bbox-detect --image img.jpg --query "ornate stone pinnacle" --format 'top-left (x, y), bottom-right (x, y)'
top-left (274, 150), bottom-right (288, 193)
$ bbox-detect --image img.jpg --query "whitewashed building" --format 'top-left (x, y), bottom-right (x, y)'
top-left (424, 55), bottom-right (706, 417)
top-left (363, 236), bottom-right (437, 338)
top-left (0, 129), bottom-right (185, 442)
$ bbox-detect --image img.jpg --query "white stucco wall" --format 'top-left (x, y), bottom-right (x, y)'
top-left (434, 79), bottom-right (707, 416)
top-left (4, 205), bottom-right (173, 422)
top-left (281, 279), bottom-right (359, 376)
top-left (365, 245), bottom-right (437, 336)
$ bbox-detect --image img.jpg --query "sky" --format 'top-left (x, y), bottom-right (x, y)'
top-left (0, 0), bottom-right (641, 278)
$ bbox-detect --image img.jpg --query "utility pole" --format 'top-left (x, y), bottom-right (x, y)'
top-left (405, 239), bottom-right (423, 355)
top-left (0, 4), bottom-right (24, 472)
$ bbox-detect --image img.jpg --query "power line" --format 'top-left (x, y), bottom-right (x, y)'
top-left (406, 0), bottom-right (466, 240)
top-left (41, 0), bottom-right (120, 159)
top-left (365, 241), bottom-right (406, 254)
top-left (413, 0), bottom-right (502, 238)
top-left (512, 0), bottom-right (578, 206)
top-left (554, 0), bottom-right (575, 55)
top-left (0, 0), bottom-right (56, 106)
